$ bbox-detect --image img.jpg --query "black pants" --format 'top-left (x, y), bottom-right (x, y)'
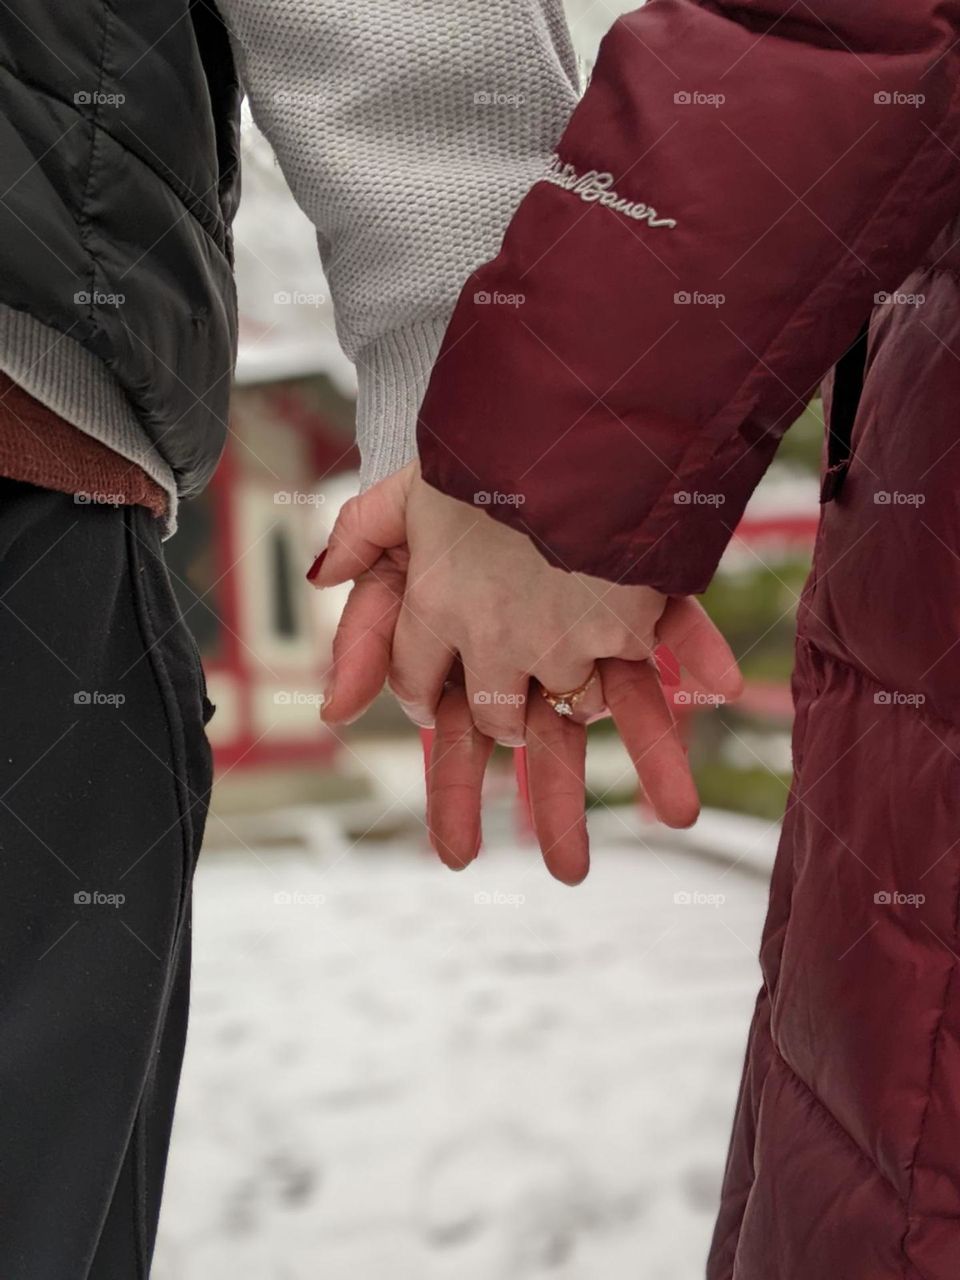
top-left (0, 480), bottom-right (213, 1278)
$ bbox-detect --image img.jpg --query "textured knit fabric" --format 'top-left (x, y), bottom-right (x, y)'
top-left (219, 0), bottom-right (581, 488)
top-left (0, 307), bottom-right (178, 530)
top-left (0, 373), bottom-right (168, 521)
top-left (0, 2), bottom-right (578, 503)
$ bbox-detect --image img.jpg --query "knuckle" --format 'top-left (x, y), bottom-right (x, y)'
top-left (469, 690), bottom-right (524, 731)
top-left (334, 495), bottom-right (361, 536)
top-left (387, 667), bottom-right (426, 706)
top-left (471, 713), bottom-right (504, 740)
top-left (472, 713), bottom-right (521, 744)
top-left (434, 724), bottom-right (491, 765)
top-left (359, 557), bottom-right (403, 596)
top-left (601, 660), bottom-right (644, 705)
top-left (432, 724), bottom-right (474, 756)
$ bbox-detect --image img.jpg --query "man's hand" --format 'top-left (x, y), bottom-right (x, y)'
top-left (424, 600), bottom-right (739, 884)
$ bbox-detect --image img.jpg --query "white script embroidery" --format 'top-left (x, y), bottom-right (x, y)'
top-left (541, 154), bottom-right (677, 229)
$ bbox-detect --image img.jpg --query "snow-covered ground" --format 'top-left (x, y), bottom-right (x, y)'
top-left (154, 812), bottom-right (774, 1280)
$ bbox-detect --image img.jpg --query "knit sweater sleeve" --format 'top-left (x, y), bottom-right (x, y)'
top-left (216, 0), bottom-right (580, 486)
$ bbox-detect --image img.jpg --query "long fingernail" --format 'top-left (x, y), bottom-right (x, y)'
top-left (655, 644), bottom-right (681, 687)
top-left (497, 736), bottom-right (526, 749)
top-left (399, 702), bottom-right (434, 728)
top-left (306, 548), bottom-right (328, 584)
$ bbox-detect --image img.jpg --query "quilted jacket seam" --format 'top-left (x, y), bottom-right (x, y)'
top-left (899, 862), bottom-right (960, 1269)
top-left (772, 1044), bottom-right (903, 1204)
top-left (75, 0), bottom-right (112, 323)
top-left (788, 649), bottom-right (960, 1277)
top-left (797, 637), bottom-right (960, 740)
top-left (0, 59), bottom-right (229, 254)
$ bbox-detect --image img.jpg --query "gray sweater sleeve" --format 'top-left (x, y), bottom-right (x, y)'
top-left (217, 0), bottom-right (581, 486)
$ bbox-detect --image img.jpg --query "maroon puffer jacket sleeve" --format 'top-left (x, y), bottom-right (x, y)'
top-left (416, 0), bottom-right (960, 594)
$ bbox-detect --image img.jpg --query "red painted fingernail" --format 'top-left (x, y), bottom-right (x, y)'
top-left (655, 643), bottom-right (681, 687)
top-left (306, 548), bottom-right (328, 583)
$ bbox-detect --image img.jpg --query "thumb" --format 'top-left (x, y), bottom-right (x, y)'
top-left (309, 462), bottom-right (415, 588)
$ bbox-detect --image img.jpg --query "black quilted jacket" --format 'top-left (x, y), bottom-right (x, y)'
top-left (0, 0), bottom-right (241, 496)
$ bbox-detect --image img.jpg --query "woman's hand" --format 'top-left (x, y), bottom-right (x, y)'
top-left (311, 463), bottom-right (742, 881)
top-left (315, 463), bottom-right (740, 742)
top-left (387, 465), bottom-right (670, 744)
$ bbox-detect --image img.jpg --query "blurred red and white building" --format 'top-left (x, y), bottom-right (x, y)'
top-left (167, 116), bottom-right (359, 778)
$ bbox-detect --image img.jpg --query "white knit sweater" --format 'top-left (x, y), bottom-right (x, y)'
top-left (0, 3), bottom-right (580, 512)
top-left (218, 0), bottom-right (581, 486)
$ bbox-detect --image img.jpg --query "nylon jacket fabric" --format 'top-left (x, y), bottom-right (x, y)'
top-left (418, 3), bottom-right (960, 1274)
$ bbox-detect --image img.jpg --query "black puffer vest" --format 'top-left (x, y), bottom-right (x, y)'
top-left (0, 0), bottom-right (241, 496)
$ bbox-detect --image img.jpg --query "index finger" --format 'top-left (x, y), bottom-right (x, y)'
top-left (524, 686), bottom-right (590, 885)
top-left (427, 671), bottom-right (494, 871)
top-left (322, 551), bottom-right (405, 725)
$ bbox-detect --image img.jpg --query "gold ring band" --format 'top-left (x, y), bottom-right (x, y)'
top-left (540, 671), bottom-right (597, 718)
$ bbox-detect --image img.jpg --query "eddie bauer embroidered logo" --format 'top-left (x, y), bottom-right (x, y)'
top-left (542, 155), bottom-right (677, 229)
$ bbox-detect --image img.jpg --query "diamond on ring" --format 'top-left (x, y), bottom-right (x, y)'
top-left (539, 672), bottom-right (598, 718)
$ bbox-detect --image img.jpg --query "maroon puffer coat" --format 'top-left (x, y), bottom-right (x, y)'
top-left (417, 2), bottom-right (960, 1275)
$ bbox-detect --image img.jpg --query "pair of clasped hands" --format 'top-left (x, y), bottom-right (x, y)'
top-left (308, 463), bottom-right (742, 884)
